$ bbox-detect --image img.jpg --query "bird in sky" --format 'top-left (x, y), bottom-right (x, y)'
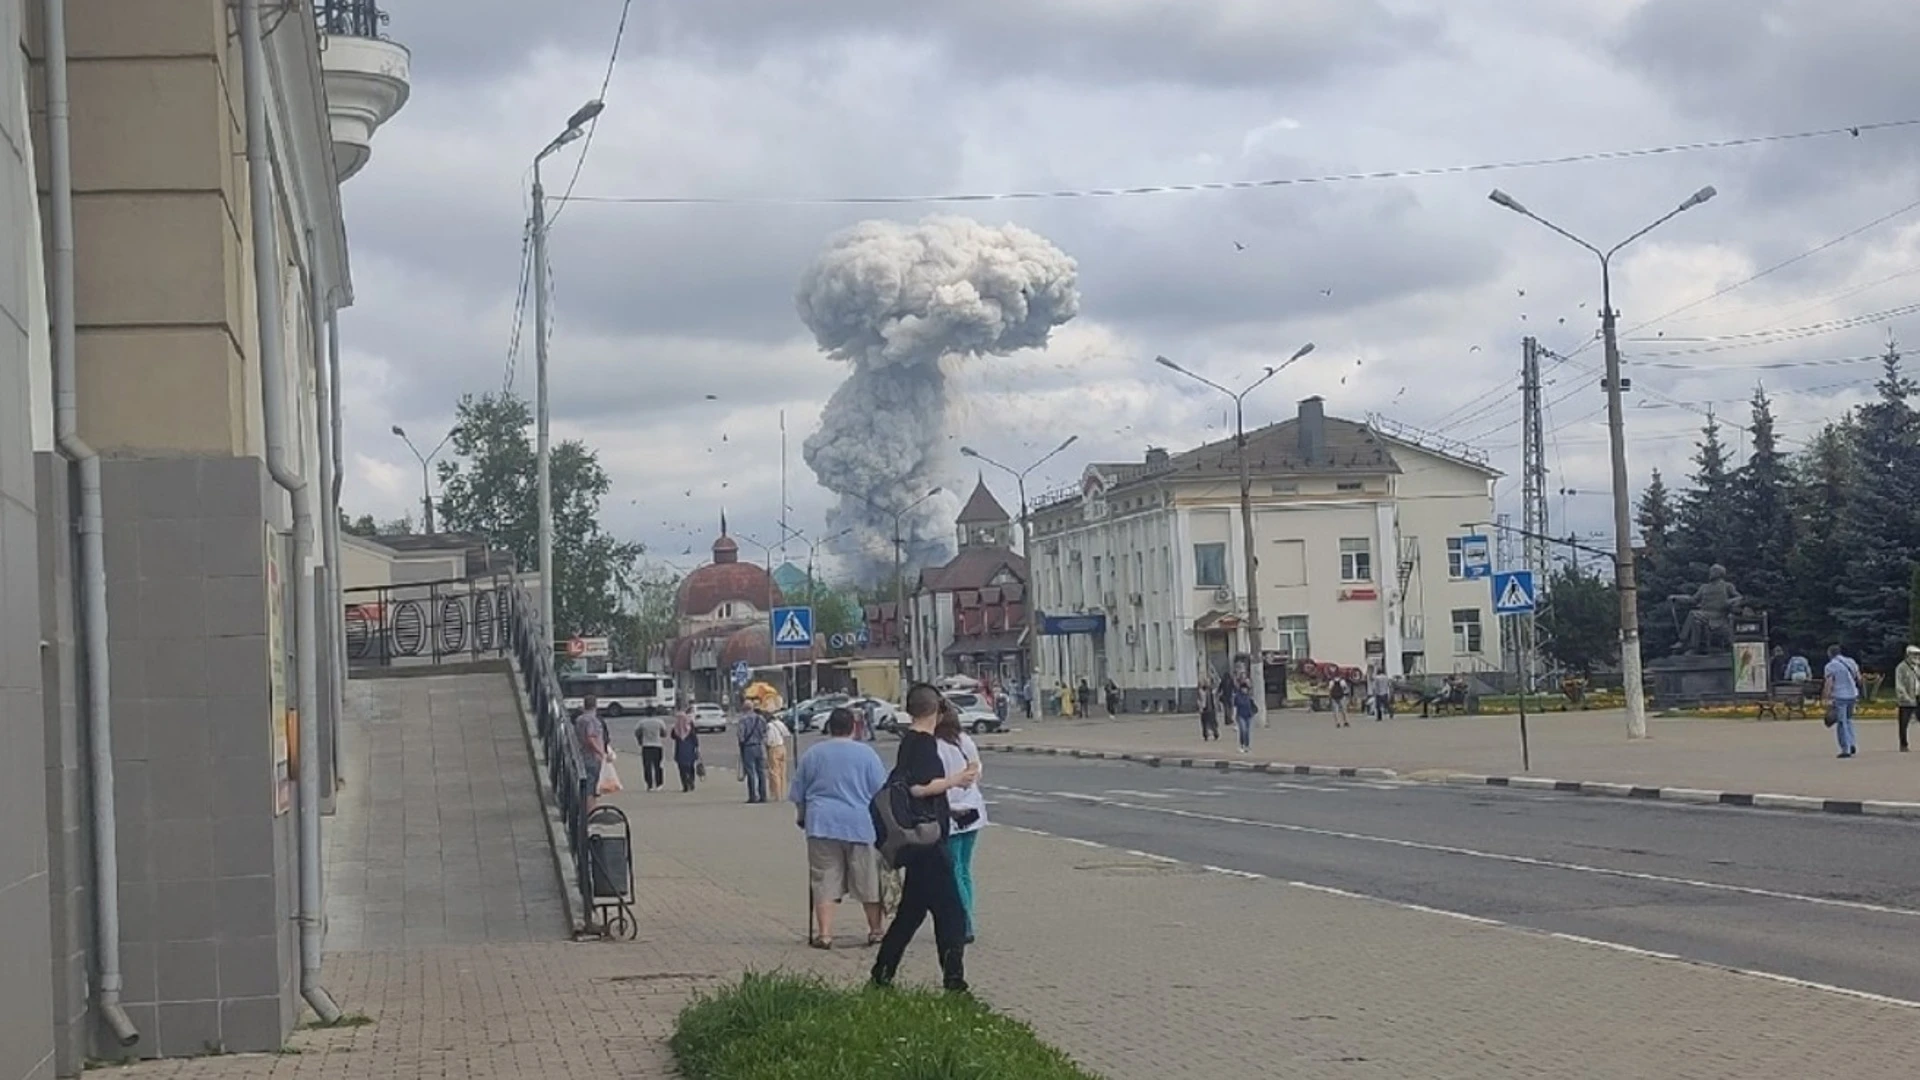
top-left (704, 393), bottom-right (718, 400)
top-left (1233, 241), bottom-right (1246, 251)
top-left (1469, 345), bottom-right (1483, 353)
top-left (1320, 288), bottom-right (1333, 297)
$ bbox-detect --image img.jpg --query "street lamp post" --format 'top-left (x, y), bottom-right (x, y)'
top-left (531, 98), bottom-right (605, 652)
top-left (860, 488), bottom-right (943, 695)
top-left (960, 437), bottom-right (1079, 721)
top-left (390, 424), bottom-right (453, 534)
top-left (781, 523), bottom-right (854, 701)
top-left (1489, 185), bottom-right (1716, 741)
top-left (1156, 343), bottom-right (1315, 728)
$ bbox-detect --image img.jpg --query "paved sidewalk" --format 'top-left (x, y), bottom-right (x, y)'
top-left (112, 759), bottom-right (1920, 1078)
top-left (982, 708), bottom-right (1920, 805)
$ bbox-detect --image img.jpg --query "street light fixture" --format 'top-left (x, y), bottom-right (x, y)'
top-left (1154, 343), bottom-right (1315, 727)
top-left (1489, 184), bottom-right (1717, 741)
top-left (530, 98), bottom-right (607, 651)
top-left (960, 436), bottom-right (1079, 720)
top-left (859, 487), bottom-right (944, 692)
top-left (780, 522), bottom-right (856, 701)
top-left (390, 424), bottom-right (454, 534)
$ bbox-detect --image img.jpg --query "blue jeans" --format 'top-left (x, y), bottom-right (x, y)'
top-left (740, 743), bottom-right (768, 801)
top-left (948, 829), bottom-right (980, 935)
top-left (1833, 698), bottom-right (1857, 754)
top-left (1235, 714), bottom-right (1252, 749)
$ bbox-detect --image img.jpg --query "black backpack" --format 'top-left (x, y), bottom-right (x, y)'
top-left (870, 775), bottom-right (943, 869)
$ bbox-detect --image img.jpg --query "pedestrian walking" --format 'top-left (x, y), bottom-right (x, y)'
top-left (766, 713), bottom-right (792, 801)
top-left (792, 708), bottom-right (889, 949)
top-left (1823, 644), bottom-right (1863, 759)
top-left (934, 709), bottom-right (988, 943)
top-left (573, 694), bottom-right (612, 812)
top-left (1104, 678), bottom-right (1122, 718)
top-left (633, 712), bottom-right (668, 791)
top-left (871, 685), bottom-right (978, 993)
top-left (670, 707), bottom-right (702, 792)
top-left (1078, 678), bottom-right (1096, 717)
top-left (1896, 645), bottom-right (1920, 752)
top-left (1370, 668), bottom-right (1394, 721)
top-left (1329, 673), bottom-right (1352, 728)
top-left (1198, 674), bottom-right (1220, 742)
top-left (737, 706), bottom-right (771, 803)
top-left (1232, 678), bottom-right (1255, 753)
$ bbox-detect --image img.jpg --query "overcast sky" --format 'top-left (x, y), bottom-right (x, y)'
top-left (335, 0), bottom-right (1920, 581)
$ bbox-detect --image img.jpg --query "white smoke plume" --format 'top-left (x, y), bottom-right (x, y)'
top-left (798, 216), bottom-right (1081, 584)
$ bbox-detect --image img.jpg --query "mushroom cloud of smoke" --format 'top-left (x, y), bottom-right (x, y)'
top-left (798, 216), bottom-right (1080, 583)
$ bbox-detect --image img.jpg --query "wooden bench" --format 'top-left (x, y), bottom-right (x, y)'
top-left (1756, 682), bottom-right (1811, 720)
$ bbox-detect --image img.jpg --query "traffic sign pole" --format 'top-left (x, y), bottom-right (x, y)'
top-left (1490, 570), bottom-right (1537, 772)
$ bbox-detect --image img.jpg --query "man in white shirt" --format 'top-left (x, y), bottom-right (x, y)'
top-left (766, 713), bottom-right (793, 801)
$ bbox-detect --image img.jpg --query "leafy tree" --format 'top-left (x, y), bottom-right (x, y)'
top-left (339, 510), bottom-right (411, 537)
top-left (1634, 469), bottom-right (1680, 656)
top-left (617, 567), bottom-right (684, 669)
top-left (435, 391), bottom-right (643, 638)
top-left (1539, 563), bottom-right (1619, 674)
top-left (1729, 386), bottom-right (1795, 625)
top-left (1830, 342), bottom-right (1920, 669)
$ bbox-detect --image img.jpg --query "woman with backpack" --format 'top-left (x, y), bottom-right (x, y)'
top-left (871, 684), bottom-right (978, 993)
top-left (934, 709), bottom-right (988, 943)
top-left (1329, 673), bottom-right (1352, 728)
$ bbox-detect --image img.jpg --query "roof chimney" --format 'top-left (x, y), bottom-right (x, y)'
top-left (1298, 396), bottom-right (1326, 464)
top-left (1144, 446), bottom-right (1169, 469)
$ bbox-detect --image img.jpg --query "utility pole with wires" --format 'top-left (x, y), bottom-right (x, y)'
top-left (1520, 338), bottom-right (1549, 694)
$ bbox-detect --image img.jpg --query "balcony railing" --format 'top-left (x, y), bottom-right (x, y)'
top-left (316, 0), bottom-right (389, 40)
top-left (343, 575), bottom-right (512, 669)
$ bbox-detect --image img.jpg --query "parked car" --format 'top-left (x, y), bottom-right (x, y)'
top-left (690, 702), bottom-right (729, 734)
top-left (848, 697), bottom-right (899, 732)
top-left (788, 694), bottom-right (851, 733)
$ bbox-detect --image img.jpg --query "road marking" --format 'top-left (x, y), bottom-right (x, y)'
top-left (1267, 781), bottom-right (1340, 792)
top-left (995, 791), bottom-right (1052, 804)
top-left (1106, 789), bottom-right (1174, 800)
top-left (1001, 819), bottom-right (1920, 1011)
top-left (996, 785), bottom-right (1920, 921)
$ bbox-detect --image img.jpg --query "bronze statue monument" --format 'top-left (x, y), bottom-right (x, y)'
top-left (1669, 564), bottom-right (1743, 655)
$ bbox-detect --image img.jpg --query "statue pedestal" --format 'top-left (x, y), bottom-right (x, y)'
top-left (1647, 652), bottom-right (1735, 707)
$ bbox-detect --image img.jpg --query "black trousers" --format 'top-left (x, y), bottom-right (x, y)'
top-left (676, 762), bottom-right (696, 790)
top-left (1901, 706), bottom-right (1918, 750)
top-left (640, 746), bottom-right (665, 789)
top-left (1200, 709), bottom-right (1219, 740)
top-left (875, 843), bottom-right (968, 990)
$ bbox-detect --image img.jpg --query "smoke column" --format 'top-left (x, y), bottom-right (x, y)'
top-left (798, 216), bottom-right (1080, 583)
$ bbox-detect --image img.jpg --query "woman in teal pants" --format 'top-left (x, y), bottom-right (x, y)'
top-left (935, 711), bottom-right (988, 943)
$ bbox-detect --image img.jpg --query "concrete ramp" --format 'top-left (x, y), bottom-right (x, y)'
top-left (324, 671), bottom-right (568, 949)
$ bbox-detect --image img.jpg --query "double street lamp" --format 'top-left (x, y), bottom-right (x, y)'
top-left (960, 437), bottom-right (1079, 720)
top-left (860, 487), bottom-right (944, 692)
top-left (1489, 185), bottom-right (1717, 741)
top-left (780, 522), bottom-right (855, 700)
top-left (531, 98), bottom-right (605, 649)
top-left (1155, 342), bottom-right (1315, 728)
top-left (390, 424), bottom-right (452, 534)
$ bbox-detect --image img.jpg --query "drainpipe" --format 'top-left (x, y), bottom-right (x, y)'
top-left (325, 306), bottom-right (346, 782)
top-left (239, 0), bottom-right (341, 1024)
top-left (43, 0), bottom-right (140, 1050)
top-left (309, 252), bottom-right (342, 805)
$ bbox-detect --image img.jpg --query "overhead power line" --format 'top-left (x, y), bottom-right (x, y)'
top-left (548, 0), bottom-right (635, 229)
top-left (559, 118), bottom-right (1920, 207)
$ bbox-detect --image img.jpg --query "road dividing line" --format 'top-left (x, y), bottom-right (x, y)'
top-left (1105, 789), bottom-right (1173, 800)
top-left (994, 785), bottom-right (1920, 921)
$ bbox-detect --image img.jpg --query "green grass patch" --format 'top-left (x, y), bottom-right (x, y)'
top-left (670, 971), bottom-right (1100, 1079)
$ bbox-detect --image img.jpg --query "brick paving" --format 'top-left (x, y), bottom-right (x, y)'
top-left (983, 708), bottom-right (1920, 804)
top-left (107, 700), bottom-right (1920, 1078)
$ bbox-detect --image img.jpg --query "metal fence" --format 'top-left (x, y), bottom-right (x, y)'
top-left (342, 576), bottom-right (512, 668)
top-left (501, 581), bottom-right (595, 924)
top-left (315, 0), bottom-right (389, 39)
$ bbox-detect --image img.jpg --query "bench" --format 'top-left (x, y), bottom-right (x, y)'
top-left (1756, 682), bottom-right (1811, 720)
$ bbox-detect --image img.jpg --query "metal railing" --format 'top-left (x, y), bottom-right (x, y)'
top-left (343, 576), bottom-right (512, 668)
top-left (315, 0), bottom-right (390, 39)
top-left (502, 581), bottom-right (596, 926)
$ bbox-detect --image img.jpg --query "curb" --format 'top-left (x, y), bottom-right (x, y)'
top-left (987, 742), bottom-right (1920, 821)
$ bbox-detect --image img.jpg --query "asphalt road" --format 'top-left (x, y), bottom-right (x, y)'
top-left (971, 753), bottom-right (1920, 1003)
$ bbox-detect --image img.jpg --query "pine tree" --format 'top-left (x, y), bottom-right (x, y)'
top-left (1730, 386), bottom-right (1794, 630)
top-left (1673, 409), bottom-right (1738, 584)
top-left (1635, 469), bottom-right (1680, 656)
top-left (1783, 422), bottom-right (1855, 650)
top-left (1831, 341), bottom-right (1920, 670)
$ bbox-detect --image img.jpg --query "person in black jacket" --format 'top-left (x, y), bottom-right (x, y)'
top-left (871, 684), bottom-right (979, 993)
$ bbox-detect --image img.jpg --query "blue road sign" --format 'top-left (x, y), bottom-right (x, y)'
top-left (730, 660), bottom-right (752, 687)
top-left (1042, 613), bottom-right (1108, 636)
top-left (1492, 570), bottom-right (1537, 615)
top-left (1461, 534), bottom-right (1492, 580)
top-left (771, 606), bottom-right (815, 648)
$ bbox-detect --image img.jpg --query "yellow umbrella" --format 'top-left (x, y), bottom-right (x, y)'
top-left (742, 681), bottom-right (784, 712)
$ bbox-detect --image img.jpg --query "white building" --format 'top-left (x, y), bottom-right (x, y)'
top-left (1028, 397), bottom-right (1501, 711)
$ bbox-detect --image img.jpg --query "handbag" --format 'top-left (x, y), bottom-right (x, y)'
top-left (696, 761), bottom-right (707, 778)
top-left (1823, 703), bottom-right (1838, 728)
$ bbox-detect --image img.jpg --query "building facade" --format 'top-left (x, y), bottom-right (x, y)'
top-left (1029, 397), bottom-right (1501, 712)
top-left (904, 478), bottom-right (1029, 686)
top-left (1, 1), bottom-right (406, 1074)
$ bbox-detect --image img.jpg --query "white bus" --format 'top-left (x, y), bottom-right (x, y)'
top-left (561, 671), bottom-right (677, 718)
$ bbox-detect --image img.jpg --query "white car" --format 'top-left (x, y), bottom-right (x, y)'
top-left (690, 703), bottom-right (729, 734)
top-left (945, 692), bottom-right (1004, 735)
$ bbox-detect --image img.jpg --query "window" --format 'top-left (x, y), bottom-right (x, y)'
top-left (1194, 543), bottom-right (1228, 588)
top-left (1446, 537), bottom-right (1465, 579)
top-left (1339, 538), bottom-right (1372, 583)
top-left (1452, 609), bottom-right (1483, 655)
top-left (1336, 480), bottom-right (1364, 492)
top-left (1276, 616), bottom-right (1310, 660)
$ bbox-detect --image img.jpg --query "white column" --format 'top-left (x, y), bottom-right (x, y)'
top-left (1375, 501), bottom-right (1402, 674)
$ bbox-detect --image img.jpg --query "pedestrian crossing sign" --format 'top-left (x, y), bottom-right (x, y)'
top-left (1492, 570), bottom-right (1536, 615)
top-left (771, 606), bottom-right (815, 648)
